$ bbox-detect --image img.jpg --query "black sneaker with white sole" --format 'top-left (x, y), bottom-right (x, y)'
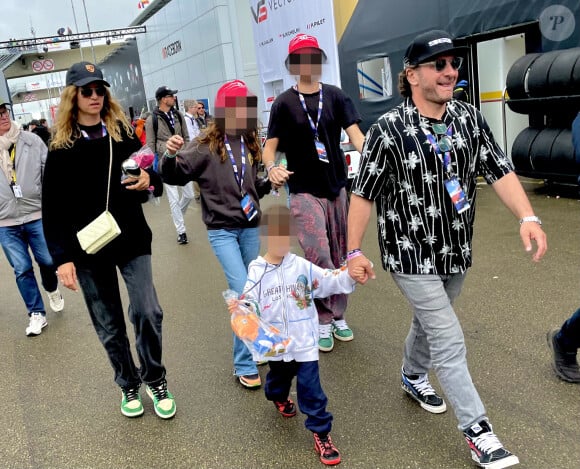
top-left (463, 420), bottom-right (519, 469)
top-left (401, 369), bottom-right (447, 414)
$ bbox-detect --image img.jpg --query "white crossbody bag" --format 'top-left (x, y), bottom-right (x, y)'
top-left (76, 135), bottom-right (121, 254)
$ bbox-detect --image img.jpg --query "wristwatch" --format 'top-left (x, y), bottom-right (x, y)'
top-left (519, 216), bottom-right (542, 225)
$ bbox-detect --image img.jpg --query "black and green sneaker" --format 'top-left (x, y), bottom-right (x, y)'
top-left (146, 379), bottom-right (176, 419)
top-left (121, 386), bottom-right (143, 418)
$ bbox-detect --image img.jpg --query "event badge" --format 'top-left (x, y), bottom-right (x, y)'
top-left (240, 193), bottom-right (258, 221)
top-left (315, 140), bottom-right (329, 163)
top-left (444, 177), bottom-right (470, 214)
top-left (11, 184), bottom-right (23, 199)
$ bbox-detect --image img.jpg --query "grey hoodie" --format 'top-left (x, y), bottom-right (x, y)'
top-left (0, 131), bottom-right (47, 227)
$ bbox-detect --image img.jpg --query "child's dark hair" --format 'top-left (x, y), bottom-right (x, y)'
top-left (260, 205), bottom-right (295, 236)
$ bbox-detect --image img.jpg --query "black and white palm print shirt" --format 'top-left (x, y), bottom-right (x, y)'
top-left (352, 97), bottom-right (513, 275)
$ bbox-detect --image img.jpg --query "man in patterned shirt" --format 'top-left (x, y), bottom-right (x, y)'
top-left (347, 30), bottom-right (547, 469)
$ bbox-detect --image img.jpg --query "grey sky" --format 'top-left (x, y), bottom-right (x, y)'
top-left (1, 0), bottom-right (142, 41)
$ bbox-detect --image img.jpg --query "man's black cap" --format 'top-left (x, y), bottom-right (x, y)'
top-left (66, 61), bottom-right (110, 87)
top-left (404, 30), bottom-right (468, 67)
top-left (155, 86), bottom-right (178, 100)
top-left (30, 119), bottom-right (40, 126)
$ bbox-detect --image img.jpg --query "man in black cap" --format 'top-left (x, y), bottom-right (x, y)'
top-left (146, 86), bottom-right (192, 245)
top-left (346, 30), bottom-right (547, 469)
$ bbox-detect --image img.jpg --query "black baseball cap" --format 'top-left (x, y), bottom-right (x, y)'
top-left (404, 30), bottom-right (468, 67)
top-left (30, 119), bottom-right (40, 126)
top-left (0, 101), bottom-right (11, 108)
top-left (155, 86), bottom-right (178, 100)
top-left (66, 61), bottom-right (110, 87)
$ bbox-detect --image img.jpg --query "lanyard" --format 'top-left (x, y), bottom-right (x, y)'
top-left (165, 111), bottom-right (175, 129)
top-left (295, 83), bottom-right (323, 139)
top-left (422, 124), bottom-right (453, 175)
top-left (80, 121), bottom-right (108, 140)
top-left (9, 145), bottom-right (16, 184)
top-left (224, 135), bottom-right (246, 195)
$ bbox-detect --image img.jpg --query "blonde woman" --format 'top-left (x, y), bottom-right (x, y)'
top-left (42, 62), bottom-right (175, 420)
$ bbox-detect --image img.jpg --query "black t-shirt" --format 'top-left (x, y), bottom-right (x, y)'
top-left (267, 84), bottom-right (360, 199)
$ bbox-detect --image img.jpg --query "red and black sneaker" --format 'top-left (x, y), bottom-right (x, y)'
top-left (313, 432), bottom-right (341, 465)
top-left (274, 399), bottom-right (297, 418)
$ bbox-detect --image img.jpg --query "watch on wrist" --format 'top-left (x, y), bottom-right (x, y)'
top-left (519, 216), bottom-right (542, 226)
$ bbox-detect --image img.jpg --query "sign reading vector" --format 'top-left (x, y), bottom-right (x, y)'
top-left (162, 40), bottom-right (182, 59)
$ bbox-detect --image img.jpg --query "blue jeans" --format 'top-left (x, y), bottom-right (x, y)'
top-left (265, 360), bottom-right (332, 435)
top-left (76, 255), bottom-right (166, 389)
top-left (0, 219), bottom-right (57, 315)
top-left (207, 227), bottom-right (260, 377)
top-left (392, 273), bottom-right (486, 430)
top-left (556, 308), bottom-right (580, 351)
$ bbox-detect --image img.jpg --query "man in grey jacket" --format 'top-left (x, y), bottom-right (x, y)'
top-left (146, 86), bottom-right (193, 245)
top-left (0, 102), bottom-right (63, 336)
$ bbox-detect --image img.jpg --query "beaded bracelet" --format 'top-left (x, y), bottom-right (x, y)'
top-left (163, 150), bottom-right (178, 159)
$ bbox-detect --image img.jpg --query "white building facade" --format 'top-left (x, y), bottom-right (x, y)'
top-left (136, 0), bottom-right (262, 119)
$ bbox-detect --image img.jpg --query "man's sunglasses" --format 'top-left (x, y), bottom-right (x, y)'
top-left (432, 121), bottom-right (453, 152)
top-left (420, 56), bottom-right (463, 72)
top-left (80, 86), bottom-right (107, 98)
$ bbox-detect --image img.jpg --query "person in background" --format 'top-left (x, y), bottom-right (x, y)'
top-left (42, 61), bottom-right (175, 420)
top-left (347, 30), bottom-right (547, 469)
top-left (195, 101), bottom-right (211, 130)
top-left (0, 102), bottom-right (64, 336)
top-left (161, 79), bottom-right (271, 389)
top-left (146, 86), bottom-right (194, 245)
top-left (546, 110), bottom-right (580, 384)
top-left (183, 99), bottom-right (202, 202)
top-left (29, 119), bottom-right (51, 145)
top-left (263, 33), bottom-right (365, 353)
top-left (134, 111), bottom-right (149, 146)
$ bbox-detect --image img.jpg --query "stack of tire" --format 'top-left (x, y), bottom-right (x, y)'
top-left (507, 48), bottom-right (580, 184)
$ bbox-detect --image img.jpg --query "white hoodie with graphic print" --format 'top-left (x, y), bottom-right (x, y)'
top-left (242, 252), bottom-right (356, 363)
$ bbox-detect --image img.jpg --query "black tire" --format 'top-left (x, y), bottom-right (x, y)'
top-left (527, 50), bottom-right (560, 98)
top-left (547, 48), bottom-right (580, 95)
top-left (511, 127), bottom-right (541, 172)
top-left (529, 128), bottom-right (561, 172)
top-left (550, 129), bottom-right (577, 174)
top-left (506, 53), bottom-right (541, 99)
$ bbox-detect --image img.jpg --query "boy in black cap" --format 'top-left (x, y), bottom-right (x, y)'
top-left (347, 29), bottom-right (547, 469)
top-left (146, 85), bottom-right (193, 245)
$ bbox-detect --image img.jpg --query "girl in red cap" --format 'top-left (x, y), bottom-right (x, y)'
top-left (161, 79), bottom-right (271, 389)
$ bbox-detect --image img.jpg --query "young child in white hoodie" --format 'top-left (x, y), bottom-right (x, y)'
top-left (239, 205), bottom-right (361, 466)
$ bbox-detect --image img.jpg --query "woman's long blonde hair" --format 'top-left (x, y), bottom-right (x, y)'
top-left (197, 119), bottom-right (262, 164)
top-left (50, 85), bottom-right (134, 150)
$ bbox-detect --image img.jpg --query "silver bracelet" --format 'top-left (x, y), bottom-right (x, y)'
top-left (519, 215), bottom-right (542, 225)
top-left (163, 150), bottom-right (178, 159)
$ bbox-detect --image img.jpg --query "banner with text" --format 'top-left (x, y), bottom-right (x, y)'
top-left (249, 0), bottom-right (339, 112)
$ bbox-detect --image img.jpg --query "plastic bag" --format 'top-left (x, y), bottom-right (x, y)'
top-left (223, 289), bottom-right (291, 361)
top-left (127, 145), bottom-right (159, 204)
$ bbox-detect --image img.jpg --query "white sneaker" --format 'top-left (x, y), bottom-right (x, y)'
top-left (46, 289), bottom-right (64, 312)
top-left (26, 312), bottom-right (47, 336)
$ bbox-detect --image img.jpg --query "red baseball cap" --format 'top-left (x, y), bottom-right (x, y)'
top-left (214, 80), bottom-right (255, 108)
top-left (286, 34), bottom-right (327, 61)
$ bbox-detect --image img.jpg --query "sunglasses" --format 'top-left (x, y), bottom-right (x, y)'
top-left (432, 121), bottom-right (453, 152)
top-left (420, 56), bottom-right (463, 72)
top-left (80, 86), bottom-right (106, 98)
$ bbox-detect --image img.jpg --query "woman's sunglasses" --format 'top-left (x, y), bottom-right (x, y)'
top-left (79, 86), bottom-right (107, 98)
top-left (420, 56), bottom-right (463, 72)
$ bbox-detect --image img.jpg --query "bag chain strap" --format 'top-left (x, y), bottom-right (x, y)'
top-left (105, 135), bottom-right (112, 212)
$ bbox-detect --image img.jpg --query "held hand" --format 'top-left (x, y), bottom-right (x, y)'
top-left (227, 299), bottom-right (241, 314)
top-left (166, 135), bottom-right (184, 155)
top-left (268, 166), bottom-right (293, 186)
top-left (123, 169), bottom-right (151, 191)
top-left (348, 255), bottom-right (376, 284)
top-left (520, 222), bottom-right (547, 262)
top-left (57, 262), bottom-right (79, 292)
